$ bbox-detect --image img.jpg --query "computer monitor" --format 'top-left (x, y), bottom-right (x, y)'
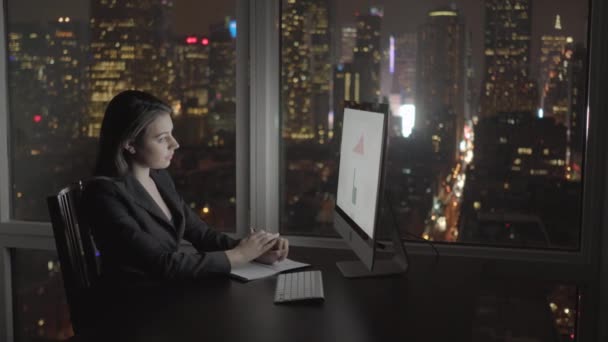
top-left (333, 102), bottom-right (408, 278)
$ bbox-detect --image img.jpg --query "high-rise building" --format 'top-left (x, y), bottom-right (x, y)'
top-left (281, 0), bottom-right (331, 141)
top-left (174, 35), bottom-right (210, 114)
top-left (209, 19), bottom-right (236, 106)
top-left (282, 0), bottom-right (313, 140)
top-left (206, 19), bottom-right (237, 136)
top-left (480, 0), bottom-right (537, 117)
top-left (416, 7), bottom-right (465, 164)
top-left (539, 15), bottom-right (572, 99)
top-left (395, 32), bottom-right (417, 101)
top-left (539, 15), bottom-right (574, 124)
top-left (9, 19), bottom-right (89, 140)
top-left (340, 26), bottom-right (356, 63)
top-left (7, 23), bottom-right (50, 147)
top-left (173, 35), bottom-right (211, 146)
top-left (565, 43), bottom-right (587, 181)
top-left (353, 8), bottom-right (382, 103)
top-left (459, 112), bottom-right (575, 248)
top-left (539, 15), bottom-right (574, 125)
top-left (309, 0), bottom-right (331, 144)
top-left (46, 18), bottom-right (89, 139)
top-left (542, 43), bottom-right (574, 126)
top-left (332, 62), bottom-right (360, 142)
top-left (88, 0), bottom-right (174, 137)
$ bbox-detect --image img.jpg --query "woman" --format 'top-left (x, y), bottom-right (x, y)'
top-left (83, 90), bottom-right (289, 282)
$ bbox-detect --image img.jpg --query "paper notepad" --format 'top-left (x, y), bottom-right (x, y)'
top-left (230, 258), bottom-right (310, 281)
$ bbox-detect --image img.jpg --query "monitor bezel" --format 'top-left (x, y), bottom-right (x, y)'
top-left (334, 101), bottom-right (390, 270)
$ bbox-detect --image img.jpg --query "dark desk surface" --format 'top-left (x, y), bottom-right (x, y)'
top-left (89, 247), bottom-right (577, 342)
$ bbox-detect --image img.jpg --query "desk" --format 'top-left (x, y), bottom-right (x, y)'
top-left (88, 247), bottom-right (572, 342)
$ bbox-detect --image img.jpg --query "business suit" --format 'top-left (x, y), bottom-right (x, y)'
top-left (82, 169), bottom-right (240, 282)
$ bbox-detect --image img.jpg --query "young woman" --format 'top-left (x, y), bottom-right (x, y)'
top-left (83, 90), bottom-right (289, 282)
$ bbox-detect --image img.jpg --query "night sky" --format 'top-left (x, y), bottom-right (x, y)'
top-left (7, 0), bottom-right (588, 37)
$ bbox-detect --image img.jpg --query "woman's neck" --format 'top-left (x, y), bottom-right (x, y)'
top-left (131, 164), bottom-right (151, 185)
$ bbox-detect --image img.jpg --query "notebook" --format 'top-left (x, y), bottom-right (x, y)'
top-left (230, 258), bottom-right (310, 281)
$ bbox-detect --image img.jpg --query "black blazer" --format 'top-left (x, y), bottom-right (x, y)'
top-left (82, 169), bottom-right (240, 282)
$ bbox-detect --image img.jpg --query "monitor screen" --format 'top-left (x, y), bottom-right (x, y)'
top-left (335, 106), bottom-right (386, 240)
top-left (333, 102), bottom-right (408, 278)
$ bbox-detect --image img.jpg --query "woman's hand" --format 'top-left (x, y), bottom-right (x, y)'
top-left (255, 237), bottom-right (290, 265)
top-left (225, 230), bottom-right (279, 268)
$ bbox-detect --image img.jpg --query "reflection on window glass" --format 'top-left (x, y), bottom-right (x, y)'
top-left (8, 0), bottom-right (238, 232)
top-left (472, 283), bottom-right (578, 341)
top-left (280, 0), bottom-right (588, 250)
top-left (548, 285), bottom-right (578, 340)
top-left (11, 249), bottom-right (72, 341)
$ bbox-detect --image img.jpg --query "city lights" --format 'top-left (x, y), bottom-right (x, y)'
top-left (398, 104), bottom-right (415, 138)
top-left (7, 1), bottom-right (587, 340)
top-left (229, 20), bottom-right (237, 38)
top-left (389, 35), bottom-right (394, 74)
top-left (429, 11), bottom-right (457, 17)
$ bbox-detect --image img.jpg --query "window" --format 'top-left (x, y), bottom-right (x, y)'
top-left (279, 0), bottom-right (589, 252)
top-left (7, 0), bottom-right (239, 233)
top-left (10, 249), bottom-right (71, 341)
top-left (5, 0), bottom-right (241, 339)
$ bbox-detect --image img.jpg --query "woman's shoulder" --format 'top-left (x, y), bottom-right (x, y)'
top-left (83, 176), bottom-right (124, 197)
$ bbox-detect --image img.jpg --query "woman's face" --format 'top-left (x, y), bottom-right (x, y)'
top-left (130, 112), bottom-right (180, 169)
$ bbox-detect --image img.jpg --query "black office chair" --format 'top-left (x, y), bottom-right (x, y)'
top-left (47, 179), bottom-right (101, 336)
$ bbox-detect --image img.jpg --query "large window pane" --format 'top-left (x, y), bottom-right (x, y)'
top-left (280, 0), bottom-right (589, 250)
top-left (11, 249), bottom-right (72, 341)
top-left (8, 0), bottom-right (239, 232)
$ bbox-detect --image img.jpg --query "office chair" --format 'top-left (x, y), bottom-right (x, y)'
top-left (47, 179), bottom-right (100, 336)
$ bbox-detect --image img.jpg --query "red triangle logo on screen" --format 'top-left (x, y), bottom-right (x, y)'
top-left (353, 134), bottom-right (364, 155)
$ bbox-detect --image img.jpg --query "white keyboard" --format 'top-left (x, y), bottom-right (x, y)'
top-left (274, 270), bottom-right (324, 303)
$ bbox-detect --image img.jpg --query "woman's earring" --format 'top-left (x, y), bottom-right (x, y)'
top-left (127, 147), bottom-right (136, 154)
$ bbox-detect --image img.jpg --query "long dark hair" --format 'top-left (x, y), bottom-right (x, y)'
top-left (94, 90), bottom-right (173, 177)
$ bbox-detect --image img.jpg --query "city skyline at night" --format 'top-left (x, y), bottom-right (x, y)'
top-left (6, 0), bottom-right (589, 245)
top-left (6, 1), bottom-right (589, 340)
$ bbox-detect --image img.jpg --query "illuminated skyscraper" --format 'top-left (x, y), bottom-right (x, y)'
top-left (395, 32), bottom-right (417, 101)
top-left (353, 8), bottom-right (382, 102)
top-left (309, 0), bottom-right (331, 144)
top-left (539, 15), bottom-right (574, 124)
top-left (207, 19), bottom-right (237, 136)
top-left (47, 18), bottom-right (89, 138)
top-left (209, 19), bottom-right (236, 106)
top-left (7, 23), bottom-right (49, 147)
top-left (480, 0), bottom-right (537, 117)
top-left (340, 26), bottom-right (356, 63)
top-left (281, 0), bottom-right (331, 141)
top-left (88, 0), bottom-right (174, 137)
top-left (7, 19), bottom-right (88, 140)
top-left (542, 44), bottom-right (573, 126)
top-left (174, 35), bottom-right (210, 115)
top-left (332, 62), bottom-right (360, 142)
top-left (567, 44), bottom-right (587, 164)
top-left (173, 35), bottom-right (211, 146)
top-left (417, 7), bottom-right (465, 164)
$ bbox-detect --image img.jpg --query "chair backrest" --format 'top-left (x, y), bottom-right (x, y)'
top-left (47, 179), bottom-right (100, 333)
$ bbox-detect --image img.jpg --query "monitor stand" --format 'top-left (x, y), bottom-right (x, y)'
top-left (336, 220), bottom-right (408, 278)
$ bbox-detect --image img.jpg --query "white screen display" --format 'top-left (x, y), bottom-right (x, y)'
top-left (336, 108), bottom-right (385, 239)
